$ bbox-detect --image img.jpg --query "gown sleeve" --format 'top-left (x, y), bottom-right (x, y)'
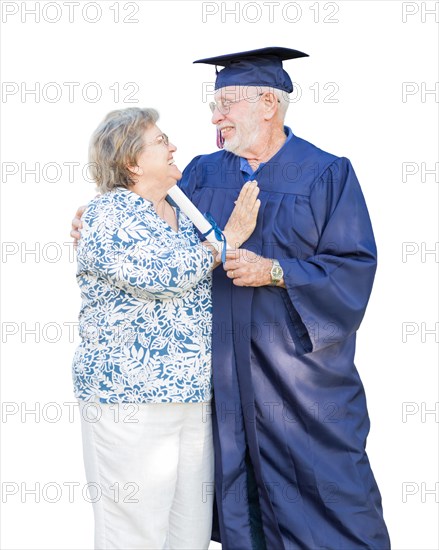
top-left (278, 157), bottom-right (377, 354)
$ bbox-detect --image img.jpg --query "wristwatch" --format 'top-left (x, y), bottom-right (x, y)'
top-left (270, 259), bottom-right (283, 286)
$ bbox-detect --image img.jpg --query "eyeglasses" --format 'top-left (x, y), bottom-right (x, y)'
top-left (209, 93), bottom-right (264, 114)
top-left (144, 133), bottom-right (169, 147)
top-left (209, 92), bottom-right (280, 114)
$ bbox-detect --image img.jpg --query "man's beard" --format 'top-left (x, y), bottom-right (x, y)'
top-left (222, 114), bottom-right (261, 156)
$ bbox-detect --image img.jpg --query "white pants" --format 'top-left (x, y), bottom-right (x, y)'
top-left (79, 400), bottom-right (214, 550)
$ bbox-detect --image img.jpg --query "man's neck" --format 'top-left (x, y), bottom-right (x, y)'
top-left (243, 127), bottom-right (287, 170)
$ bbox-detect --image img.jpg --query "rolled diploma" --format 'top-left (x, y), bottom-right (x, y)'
top-left (167, 185), bottom-right (225, 255)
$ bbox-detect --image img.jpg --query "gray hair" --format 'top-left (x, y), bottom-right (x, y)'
top-left (88, 107), bottom-right (159, 193)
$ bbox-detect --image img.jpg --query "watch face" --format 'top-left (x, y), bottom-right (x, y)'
top-left (271, 262), bottom-right (283, 283)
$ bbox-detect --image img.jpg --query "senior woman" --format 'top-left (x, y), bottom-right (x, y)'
top-left (72, 107), bottom-right (260, 550)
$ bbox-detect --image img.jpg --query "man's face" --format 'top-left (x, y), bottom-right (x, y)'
top-left (211, 86), bottom-right (263, 156)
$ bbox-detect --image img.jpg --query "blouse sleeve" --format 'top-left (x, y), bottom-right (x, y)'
top-left (78, 203), bottom-right (213, 301)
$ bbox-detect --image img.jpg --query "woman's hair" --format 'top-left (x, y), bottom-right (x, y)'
top-left (88, 107), bottom-right (159, 193)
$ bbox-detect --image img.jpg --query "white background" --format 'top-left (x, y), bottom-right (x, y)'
top-left (1, 1), bottom-right (438, 549)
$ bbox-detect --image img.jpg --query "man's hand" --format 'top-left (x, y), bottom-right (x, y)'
top-left (223, 249), bottom-right (275, 287)
top-left (70, 205), bottom-right (87, 247)
top-left (223, 180), bottom-right (260, 248)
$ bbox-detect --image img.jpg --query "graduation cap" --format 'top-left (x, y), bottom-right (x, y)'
top-left (193, 47), bottom-right (308, 93)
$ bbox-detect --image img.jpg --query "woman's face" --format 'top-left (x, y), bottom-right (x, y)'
top-left (133, 124), bottom-right (182, 189)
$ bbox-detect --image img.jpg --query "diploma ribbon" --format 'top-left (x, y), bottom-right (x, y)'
top-left (202, 212), bottom-right (227, 263)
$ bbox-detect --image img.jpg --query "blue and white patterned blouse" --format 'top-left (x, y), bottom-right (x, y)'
top-left (72, 187), bottom-right (214, 403)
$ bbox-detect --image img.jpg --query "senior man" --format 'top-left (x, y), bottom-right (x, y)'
top-left (72, 47), bottom-right (390, 550)
top-left (180, 47), bottom-right (390, 550)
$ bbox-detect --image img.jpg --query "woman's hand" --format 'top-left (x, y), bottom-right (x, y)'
top-left (71, 195), bottom-right (104, 246)
top-left (70, 205), bottom-right (87, 247)
top-left (223, 180), bottom-right (260, 249)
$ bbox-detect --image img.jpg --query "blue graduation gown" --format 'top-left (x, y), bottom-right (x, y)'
top-left (179, 131), bottom-right (390, 550)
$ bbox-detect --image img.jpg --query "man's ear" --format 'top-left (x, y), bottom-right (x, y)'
top-left (262, 92), bottom-right (278, 121)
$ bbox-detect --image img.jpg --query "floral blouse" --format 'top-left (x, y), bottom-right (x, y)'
top-left (72, 187), bottom-right (214, 403)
